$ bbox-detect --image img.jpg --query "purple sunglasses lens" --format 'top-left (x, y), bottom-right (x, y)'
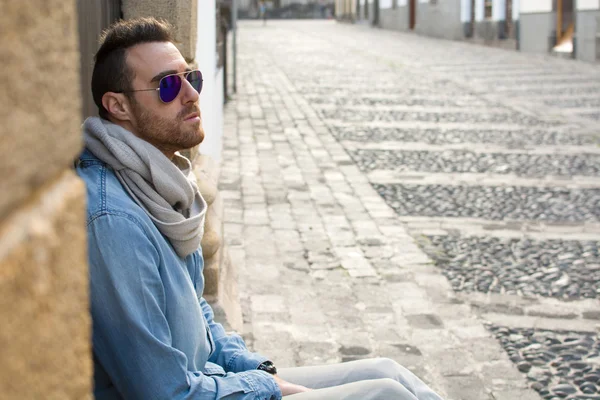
top-left (187, 70), bottom-right (203, 94)
top-left (159, 74), bottom-right (182, 103)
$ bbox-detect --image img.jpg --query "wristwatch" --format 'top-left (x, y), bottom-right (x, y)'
top-left (257, 360), bottom-right (278, 375)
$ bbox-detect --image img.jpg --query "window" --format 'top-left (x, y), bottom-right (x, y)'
top-left (484, 0), bottom-right (492, 19)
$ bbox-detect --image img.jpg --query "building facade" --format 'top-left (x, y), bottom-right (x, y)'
top-left (516, 0), bottom-right (598, 61)
top-left (358, 0), bottom-right (599, 62)
top-left (240, 0), bottom-right (335, 18)
top-left (377, 0), bottom-right (517, 44)
top-left (519, 0), bottom-right (558, 53)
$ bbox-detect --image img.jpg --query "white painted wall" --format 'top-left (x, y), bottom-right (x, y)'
top-left (461, 0), bottom-right (471, 22)
top-left (475, 0), bottom-right (485, 20)
top-left (493, 0), bottom-right (506, 20)
top-left (520, 0), bottom-right (551, 13)
top-left (578, 0), bottom-right (600, 10)
top-left (213, 67), bottom-right (224, 157)
top-left (398, 0), bottom-right (407, 6)
top-left (380, 0), bottom-right (393, 8)
top-left (196, 0), bottom-right (223, 161)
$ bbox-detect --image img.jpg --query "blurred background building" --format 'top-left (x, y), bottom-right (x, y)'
top-left (239, 0), bottom-right (335, 19)
top-left (336, 0), bottom-right (600, 62)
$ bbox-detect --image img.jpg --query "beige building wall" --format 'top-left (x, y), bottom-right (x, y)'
top-left (122, 0), bottom-right (198, 62)
top-left (0, 1), bottom-right (92, 399)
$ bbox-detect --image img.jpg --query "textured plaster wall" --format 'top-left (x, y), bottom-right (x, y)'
top-left (0, 1), bottom-right (92, 399)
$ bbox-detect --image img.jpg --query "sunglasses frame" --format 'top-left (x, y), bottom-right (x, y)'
top-left (119, 69), bottom-right (203, 103)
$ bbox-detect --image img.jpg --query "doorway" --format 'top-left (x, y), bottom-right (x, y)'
top-left (555, 0), bottom-right (575, 51)
top-left (556, 0), bottom-right (574, 44)
top-left (409, 0), bottom-right (416, 29)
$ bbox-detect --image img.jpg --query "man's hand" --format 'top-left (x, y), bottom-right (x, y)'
top-left (273, 374), bottom-right (312, 396)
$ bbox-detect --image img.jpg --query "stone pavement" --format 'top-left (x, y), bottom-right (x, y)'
top-left (218, 20), bottom-right (600, 400)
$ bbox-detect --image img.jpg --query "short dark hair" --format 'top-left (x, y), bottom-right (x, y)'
top-left (92, 17), bottom-right (174, 119)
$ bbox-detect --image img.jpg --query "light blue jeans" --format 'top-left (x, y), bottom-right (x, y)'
top-left (280, 358), bottom-right (444, 399)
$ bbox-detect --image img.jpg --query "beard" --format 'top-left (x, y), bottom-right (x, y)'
top-left (132, 101), bottom-right (205, 155)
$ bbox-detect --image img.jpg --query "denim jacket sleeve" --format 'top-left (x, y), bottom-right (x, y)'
top-left (88, 213), bottom-right (281, 400)
top-left (199, 297), bottom-right (271, 373)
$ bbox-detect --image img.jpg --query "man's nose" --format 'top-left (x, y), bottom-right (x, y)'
top-left (181, 78), bottom-right (200, 104)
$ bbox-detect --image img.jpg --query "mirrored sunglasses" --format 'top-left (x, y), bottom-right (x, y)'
top-left (121, 69), bottom-right (203, 103)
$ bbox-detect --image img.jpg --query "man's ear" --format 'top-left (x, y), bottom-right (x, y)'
top-left (102, 92), bottom-right (133, 122)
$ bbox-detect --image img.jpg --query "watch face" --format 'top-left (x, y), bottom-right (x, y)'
top-left (258, 361), bottom-right (277, 374)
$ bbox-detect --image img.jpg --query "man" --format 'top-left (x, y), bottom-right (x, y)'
top-left (259, 1), bottom-right (267, 26)
top-left (77, 17), bottom-right (443, 399)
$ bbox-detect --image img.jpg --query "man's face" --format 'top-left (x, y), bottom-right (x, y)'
top-left (125, 42), bottom-right (204, 156)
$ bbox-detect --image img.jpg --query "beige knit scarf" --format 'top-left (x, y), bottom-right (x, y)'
top-left (83, 117), bottom-right (206, 259)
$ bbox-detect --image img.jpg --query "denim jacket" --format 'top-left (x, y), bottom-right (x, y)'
top-left (76, 149), bottom-right (281, 400)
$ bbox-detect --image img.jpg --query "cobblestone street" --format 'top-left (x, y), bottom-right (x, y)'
top-left (219, 20), bottom-right (600, 400)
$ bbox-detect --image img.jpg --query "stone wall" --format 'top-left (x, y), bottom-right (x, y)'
top-left (0, 1), bottom-right (92, 398)
top-left (122, 0), bottom-right (198, 62)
